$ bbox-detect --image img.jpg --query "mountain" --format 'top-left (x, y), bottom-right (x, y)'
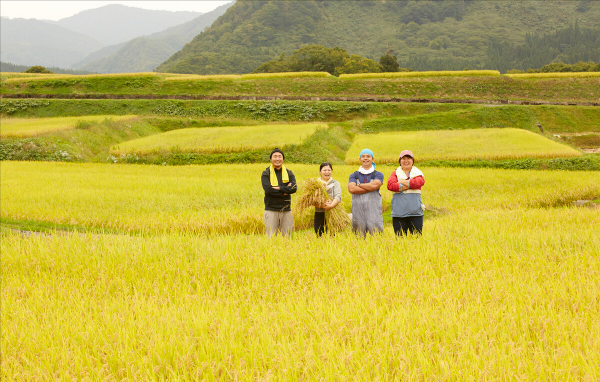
top-left (74, 2), bottom-right (234, 73)
top-left (156, 0), bottom-right (600, 74)
top-left (0, 18), bottom-right (103, 68)
top-left (0, 61), bottom-right (95, 74)
top-left (45, 4), bottom-right (201, 46)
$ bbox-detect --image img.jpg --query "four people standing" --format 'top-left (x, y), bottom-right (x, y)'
top-left (260, 147), bottom-right (424, 237)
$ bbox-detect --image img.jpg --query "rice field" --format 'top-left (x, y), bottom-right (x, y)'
top-left (2, 161), bottom-right (598, 235)
top-left (339, 70), bottom-right (500, 79)
top-left (346, 128), bottom-right (582, 164)
top-left (506, 72), bottom-right (600, 78)
top-left (110, 123), bottom-right (323, 155)
top-left (0, 115), bottom-right (138, 138)
top-left (2, 176), bottom-right (599, 379)
top-left (165, 74), bottom-right (243, 81)
top-left (241, 72), bottom-right (332, 79)
top-left (2, 72), bottom-right (171, 83)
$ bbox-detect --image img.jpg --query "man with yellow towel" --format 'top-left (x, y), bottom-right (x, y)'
top-left (261, 148), bottom-right (297, 237)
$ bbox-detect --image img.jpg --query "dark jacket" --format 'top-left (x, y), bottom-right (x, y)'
top-left (261, 166), bottom-right (297, 211)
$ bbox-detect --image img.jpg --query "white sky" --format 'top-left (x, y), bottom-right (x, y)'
top-left (0, 1), bottom-right (233, 21)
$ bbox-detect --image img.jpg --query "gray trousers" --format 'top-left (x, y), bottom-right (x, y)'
top-left (264, 210), bottom-right (294, 237)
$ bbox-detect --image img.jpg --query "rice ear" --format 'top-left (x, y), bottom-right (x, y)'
top-left (295, 178), bottom-right (350, 234)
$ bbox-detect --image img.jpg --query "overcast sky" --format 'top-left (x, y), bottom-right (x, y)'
top-left (0, 1), bottom-right (233, 20)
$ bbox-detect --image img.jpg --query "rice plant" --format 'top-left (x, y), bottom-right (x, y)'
top-left (2, 162), bottom-right (598, 235)
top-left (165, 74), bottom-right (243, 81)
top-left (346, 128), bottom-right (582, 164)
top-left (2, 206), bottom-right (599, 380)
top-left (0, 115), bottom-right (138, 138)
top-left (4, 72), bottom-right (164, 83)
top-left (110, 123), bottom-right (323, 155)
top-left (339, 70), bottom-right (500, 79)
top-left (241, 72), bottom-right (332, 79)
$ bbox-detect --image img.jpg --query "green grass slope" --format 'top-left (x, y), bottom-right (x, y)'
top-left (2, 74), bottom-right (599, 104)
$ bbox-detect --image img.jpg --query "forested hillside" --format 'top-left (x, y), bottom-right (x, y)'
top-left (156, 0), bottom-right (600, 74)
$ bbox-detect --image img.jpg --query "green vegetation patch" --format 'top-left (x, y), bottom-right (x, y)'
top-left (346, 128), bottom-right (581, 164)
top-left (0, 115), bottom-right (137, 138)
top-left (111, 123), bottom-right (323, 155)
top-left (559, 134), bottom-right (600, 149)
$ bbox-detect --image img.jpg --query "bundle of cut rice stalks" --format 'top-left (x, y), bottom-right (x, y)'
top-left (295, 178), bottom-right (351, 234)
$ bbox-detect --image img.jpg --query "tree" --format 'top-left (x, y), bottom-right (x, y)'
top-left (334, 55), bottom-right (381, 76)
top-left (379, 52), bottom-right (400, 72)
top-left (23, 66), bottom-right (53, 74)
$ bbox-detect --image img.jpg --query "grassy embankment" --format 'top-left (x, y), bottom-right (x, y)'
top-left (2, 73), bottom-right (599, 104)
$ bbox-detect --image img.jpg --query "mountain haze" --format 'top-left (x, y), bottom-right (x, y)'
top-left (45, 5), bottom-right (201, 45)
top-left (75, 2), bottom-right (234, 73)
top-left (0, 18), bottom-right (103, 68)
top-left (156, 0), bottom-right (600, 74)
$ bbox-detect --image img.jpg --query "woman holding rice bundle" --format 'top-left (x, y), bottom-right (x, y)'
top-left (387, 150), bottom-right (425, 236)
top-left (295, 162), bottom-right (349, 236)
top-left (314, 162), bottom-right (342, 236)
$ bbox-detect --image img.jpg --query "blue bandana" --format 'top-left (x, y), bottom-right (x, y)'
top-left (359, 148), bottom-right (374, 158)
top-left (359, 149), bottom-right (376, 169)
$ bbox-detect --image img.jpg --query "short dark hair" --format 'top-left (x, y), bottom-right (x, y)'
top-left (270, 148), bottom-right (284, 159)
top-left (319, 162), bottom-right (333, 171)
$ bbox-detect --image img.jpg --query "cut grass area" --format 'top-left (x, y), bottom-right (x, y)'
top-left (110, 123), bottom-right (323, 155)
top-left (2, 162), bottom-right (599, 235)
top-left (346, 128), bottom-right (581, 164)
top-left (2, 207), bottom-right (599, 380)
top-left (339, 70), bottom-right (500, 79)
top-left (0, 115), bottom-right (137, 138)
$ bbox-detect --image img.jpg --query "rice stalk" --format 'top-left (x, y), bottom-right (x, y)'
top-left (339, 70), bottom-right (500, 79)
top-left (295, 178), bottom-right (350, 234)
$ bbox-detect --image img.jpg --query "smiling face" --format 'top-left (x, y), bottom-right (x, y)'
top-left (400, 155), bottom-right (414, 170)
top-left (360, 154), bottom-right (373, 169)
top-left (270, 152), bottom-right (284, 169)
top-left (320, 165), bottom-right (332, 180)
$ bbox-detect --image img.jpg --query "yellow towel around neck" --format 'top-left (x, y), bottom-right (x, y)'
top-left (270, 164), bottom-right (289, 186)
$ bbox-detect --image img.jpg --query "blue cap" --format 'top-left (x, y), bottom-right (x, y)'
top-left (359, 148), bottom-right (374, 158)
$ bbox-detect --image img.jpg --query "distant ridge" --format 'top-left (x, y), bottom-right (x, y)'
top-left (0, 18), bottom-right (103, 68)
top-left (75, 2), bottom-right (234, 73)
top-left (44, 4), bottom-right (201, 45)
